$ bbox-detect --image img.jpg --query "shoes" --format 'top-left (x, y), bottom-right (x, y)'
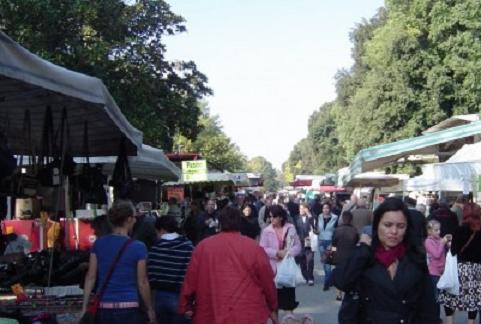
top-left (336, 295), bottom-right (342, 301)
top-left (322, 286), bottom-right (329, 291)
top-left (307, 280), bottom-right (314, 286)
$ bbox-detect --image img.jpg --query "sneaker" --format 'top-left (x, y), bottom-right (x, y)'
top-left (307, 280), bottom-right (314, 286)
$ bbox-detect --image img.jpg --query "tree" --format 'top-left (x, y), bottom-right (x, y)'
top-left (0, 0), bottom-right (212, 150)
top-left (174, 107), bottom-right (247, 172)
top-left (285, 0), bottom-right (481, 175)
top-left (247, 157), bottom-right (279, 192)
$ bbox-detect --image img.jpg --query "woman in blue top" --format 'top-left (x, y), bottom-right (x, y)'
top-left (314, 202), bottom-right (338, 291)
top-left (82, 200), bottom-right (156, 324)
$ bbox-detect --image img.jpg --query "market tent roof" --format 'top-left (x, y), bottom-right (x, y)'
top-left (291, 179), bottom-right (313, 187)
top-left (423, 114), bottom-right (480, 133)
top-left (76, 144), bottom-right (180, 181)
top-left (347, 121), bottom-right (481, 181)
top-left (319, 185), bottom-right (346, 193)
top-left (404, 162), bottom-right (481, 193)
top-left (447, 141), bottom-right (481, 163)
top-left (0, 31), bottom-right (142, 156)
top-left (345, 172), bottom-right (409, 188)
top-left (162, 172), bottom-right (234, 186)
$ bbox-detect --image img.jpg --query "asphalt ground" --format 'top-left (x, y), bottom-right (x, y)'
top-left (284, 254), bottom-right (472, 324)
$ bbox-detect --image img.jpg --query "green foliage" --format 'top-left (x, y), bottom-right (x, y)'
top-left (247, 157), bottom-right (279, 192)
top-left (285, 0), bottom-right (481, 177)
top-left (174, 107), bottom-right (247, 172)
top-left (0, 0), bottom-right (212, 149)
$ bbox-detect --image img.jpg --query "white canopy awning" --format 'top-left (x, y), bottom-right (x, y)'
top-left (344, 172), bottom-right (409, 188)
top-left (162, 172), bottom-right (234, 186)
top-left (0, 32), bottom-right (142, 156)
top-left (404, 162), bottom-right (481, 193)
top-left (446, 141), bottom-right (481, 163)
top-left (76, 145), bottom-right (180, 181)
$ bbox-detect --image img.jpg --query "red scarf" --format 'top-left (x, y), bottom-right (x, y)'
top-left (374, 243), bottom-right (406, 268)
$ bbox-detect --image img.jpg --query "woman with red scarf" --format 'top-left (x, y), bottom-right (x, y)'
top-left (333, 198), bottom-right (438, 324)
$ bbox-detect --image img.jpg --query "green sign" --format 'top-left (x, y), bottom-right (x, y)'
top-left (182, 160), bottom-right (208, 182)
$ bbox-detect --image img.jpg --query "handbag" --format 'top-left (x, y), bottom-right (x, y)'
top-left (79, 239), bottom-right (133, 324)
top-left (12, 110), bottom-right (39, 198)
top-left (77, 121), bottom-right (107, 205)
top-left (109, 137), bottom-right (133, 200)
top-left (437, 250), bottom-right (459, 295)
top-left (321, 247), bottom-right (336, 265)
top-left (38, 106), bottom-right (60, 187)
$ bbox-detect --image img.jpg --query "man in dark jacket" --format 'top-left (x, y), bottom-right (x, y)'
top-left (404, 196), bottom-right (427, 247)
top-left (294, 203), bottom-right (316, 285)
top-left (310, 194), bottom-right (322, 217)
top-left (351, 198), bottom-right (372, 234)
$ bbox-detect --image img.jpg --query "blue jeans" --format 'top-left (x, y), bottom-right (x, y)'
top-left (430, 275), bottom-right (441, 322)
top-left (155, 290), bottom-right (188, 324)
top-left (96, 308), bottom-right (141, 324)
top-left (319, 239), bottom-right (333, 288)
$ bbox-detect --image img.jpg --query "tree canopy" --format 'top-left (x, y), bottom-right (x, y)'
top-left (247, 156), bottom-right (279, 192)
top-left (174, 106), bottom-right (247, 172)
top-left (285, 0), bottom-right (481, 177)
top-left (0, 0), bottom-right (212, 150)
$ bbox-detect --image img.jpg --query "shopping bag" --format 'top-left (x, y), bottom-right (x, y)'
top-left (275, 255), bottom-right (304, 288)
top-left (281, 313), bottom-right (315, 324)
top-left (309, 231), bottom-right (318, 252)
top-left (437, 251), bottom-right (460, 295)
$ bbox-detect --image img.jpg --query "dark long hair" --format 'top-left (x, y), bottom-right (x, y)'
top-left (372, 197), bottom-right (427, 270)
top-left (270, 205), bottom-right (288, 226)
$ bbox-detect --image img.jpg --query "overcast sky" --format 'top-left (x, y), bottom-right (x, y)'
top-left (164, 0), bottom-right (385, 169)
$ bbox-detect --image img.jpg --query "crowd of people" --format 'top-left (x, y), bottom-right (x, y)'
top-left (79, 192), bottom-right (481, 324)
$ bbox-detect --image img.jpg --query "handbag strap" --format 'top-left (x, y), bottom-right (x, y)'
top-left (96, 238), bottom-right (133, 300)
top-left (83, 120), bottom-right (90, 167)
top-left (281, 227), bottom-right (290, 250)
top-left (40, 106), bottom-right (54, 166)
top-left (459, 232), bottom-right (476, 255)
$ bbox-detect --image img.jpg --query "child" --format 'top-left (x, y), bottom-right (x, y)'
top-left (424, 219), bottom-right (451, 322)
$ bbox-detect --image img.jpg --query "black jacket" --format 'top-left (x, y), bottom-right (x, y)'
top-left (333, 244), bottom-right (438, 324)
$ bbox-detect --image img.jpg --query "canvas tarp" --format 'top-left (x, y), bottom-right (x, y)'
top-left (404, 161), bottom-right (481, 193)
top-left (344, 172), bottom-right (409, 188)
top-left (162, 172), bottom-right (235, 186)
top-left (347, 121), bottom-right (481, 183)
top-left (75, 144), bottom-right (181, 181)
top-left (0, 31), bottom-right (142, 156)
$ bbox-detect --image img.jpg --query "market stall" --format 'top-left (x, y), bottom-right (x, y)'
top-left (0, 31), bottom-right (145, 320)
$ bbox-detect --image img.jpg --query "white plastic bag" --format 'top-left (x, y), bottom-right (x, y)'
top-left (275, 255), bottom-right (305, 288)
top-left (309, 231), bottom-right (318, 252)
top-left (437, 251), bottom-right (460, 295)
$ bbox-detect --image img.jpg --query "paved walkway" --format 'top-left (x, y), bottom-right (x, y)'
top-left (290, 255), bottom-right (471, 324)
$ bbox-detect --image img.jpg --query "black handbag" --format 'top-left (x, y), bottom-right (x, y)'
top-left (0, 132), bottom-right (16, 182)
top-left (55, 106), bottom-right (76, 177)
top-left (78, 121), bottom-right (107, 205)
top-left (12, 110), bottom-right (39, 198)
top-left (38, 106), bottom-right (60, 187)
top-left (109, 137), bottom-right (133, 200)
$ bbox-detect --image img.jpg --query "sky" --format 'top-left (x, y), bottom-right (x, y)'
top-left (164, 0), bottom-right (385, 169)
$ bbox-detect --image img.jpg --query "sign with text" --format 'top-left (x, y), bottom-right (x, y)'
top-left (182, 160), bottom-right (208, 182)
top-left (167, 187), bottom-right (185, 202)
